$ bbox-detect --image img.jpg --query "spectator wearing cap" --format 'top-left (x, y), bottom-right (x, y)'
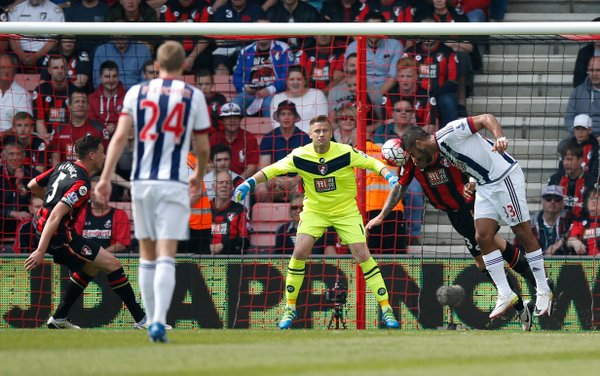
top-left (557, 113), bottom-right (599, 182)
top-left (269, 65), bottom-right (329, 134)
top-left (549, 139), bottom-right (596, 220)
top-left (567, 187), bottom-right (600, 256)
top-left (527, 185), bottom-right (571, 256)
top-left (565, 56), bottom-right (600, 134)
top-left (255, 100), bottom-right (311, 202)
top-left (209, 102), bottom-right (259, 178)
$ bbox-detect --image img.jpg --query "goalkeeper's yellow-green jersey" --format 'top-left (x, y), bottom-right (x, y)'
top-left (261, 142), bottom-right (387, 215)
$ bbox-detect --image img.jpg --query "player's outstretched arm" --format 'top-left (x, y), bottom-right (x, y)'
top-left (365, 183), bottom-right (408, 231)
top-left (24, 202), bottom-right (70, 271)
top-left (96, 114), bottom-right (133, 204)
top-left (470, 114), bottom-right (508, 153)
top-left (233, 170), bottom-right (268, 203)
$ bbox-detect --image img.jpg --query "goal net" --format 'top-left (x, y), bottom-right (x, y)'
top-left (1, 21), bottom-right (600, 330)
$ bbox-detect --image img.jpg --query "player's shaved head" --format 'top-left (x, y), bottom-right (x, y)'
top-left (157, 41), bottom-right (186, 73)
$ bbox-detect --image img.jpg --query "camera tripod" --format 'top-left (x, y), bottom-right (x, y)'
top-left (327, 303), bottom-right (347, 330)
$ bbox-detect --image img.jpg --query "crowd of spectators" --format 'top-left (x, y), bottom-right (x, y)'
top-left (0, 0), bottom-right (595, 256)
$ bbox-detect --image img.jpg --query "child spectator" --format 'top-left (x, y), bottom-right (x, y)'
top-left (557, 113), bottom-right (598, 182)
top-left (567, 188), bottom-right (600, 256)
top-left (549, 139), bottom-right (596, 220)
top-left (203, 143), bottom-right (245, 200)
top-left (195, 68), bottom-right (227, 135)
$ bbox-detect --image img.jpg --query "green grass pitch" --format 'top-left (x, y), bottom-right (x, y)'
top-left (1, 330), bottom-right (600, 376)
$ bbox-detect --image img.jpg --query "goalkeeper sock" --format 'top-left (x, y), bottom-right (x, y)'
top-left (524, 249), bottom-right (551, 293)
top-left (107, 267), bottom-right (146, 323)
top-left (285, 257), bottom-right (306, 309)
top-left (54, 272), bottom-right (94, 319)
top-left (501, 242), bottom-right (536, 286)
top-left (153, 256), bottom-right (176, 324)
top-left (359, 257), bottom-right (389, 306)
top-left (139, 259), bottom-right (156, 323)
top-left (482, 250), bottom-right (512, 296)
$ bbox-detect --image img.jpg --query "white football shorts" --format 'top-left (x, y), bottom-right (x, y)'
top-left (131, 181), bottom-right (190, 241)
top-left (474, 165), bottom-right (531, 227)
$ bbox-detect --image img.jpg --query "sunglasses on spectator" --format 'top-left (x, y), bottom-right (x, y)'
top-left (338, 116), bottom-right (355, 122)
top-left (394, 108), bottom-right (414, 113)
top-left (543, 196), bottom-right (563, 203)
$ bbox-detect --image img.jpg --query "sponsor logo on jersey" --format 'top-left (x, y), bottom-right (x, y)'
top-left (314, 177), bottom-right (336, 192)
top-left (81, 245), bottom-right (92, 256)
top-left (65, 192), bottom-right (79, 206)
top-left (78, 186), bottom-right (88, 196)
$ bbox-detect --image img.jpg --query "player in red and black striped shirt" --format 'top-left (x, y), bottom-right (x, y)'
top-left (25, 135), bottom-right (146, 329)
top-left (366, 148), bottom-right (538, 328)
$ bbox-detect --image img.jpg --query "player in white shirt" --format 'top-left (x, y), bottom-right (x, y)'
top-left (96, 41), bottom-right (210, 343)
top-left (402, 114), bottom-right (553, 319)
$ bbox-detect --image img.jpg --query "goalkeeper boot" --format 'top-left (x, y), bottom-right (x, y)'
top-left (47, 316), bottom-right (80, 329)
top-left (381, 306), bottom-right (399, 329)
top-left (278, 306), bottom-right (297, 330)
top-left (517, 300), bottom-right (533, 331)
top-left (489, 291), bottom-right (518, 319)
top-left (148, 322), bottom-right (168, 343)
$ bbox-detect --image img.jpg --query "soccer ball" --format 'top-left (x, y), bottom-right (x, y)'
top-left (436, 285), bottom-right (465, 308)
top-left (381, 138), bottom-right (408, 167)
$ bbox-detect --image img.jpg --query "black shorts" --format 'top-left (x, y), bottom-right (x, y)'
top-left (446, 204), bottom-right (479, 258)
top-left (48, 234), bottom-right (102, 273)
top-left (446, 203), bottom-right (502, 258)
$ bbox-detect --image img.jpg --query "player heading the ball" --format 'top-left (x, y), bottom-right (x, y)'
top-left (402, 114), bottom-right (553, 318)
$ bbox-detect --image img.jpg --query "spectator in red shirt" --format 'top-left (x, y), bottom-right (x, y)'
top-left (209, 102), bottom-right (259, 178)
top-left (33, 55), bottom-right (71, 142)
top-left (50, 90), bottom-right (109, 164)
top-left (88, 60), bottom-right (126, 137)
top-left (210, 170), bottom-right (249, 254)
top-left (75, 178), bottom-right (131, 253)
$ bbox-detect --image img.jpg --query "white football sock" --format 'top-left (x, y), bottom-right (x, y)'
top-left (138, 258), bottom-right (156, 324)
top-left (153, 256), bottom-right (176, 325)
top-left (525, 249), bottom-right (551, 293)
top-left (482, 250), bottom-right (513, 296)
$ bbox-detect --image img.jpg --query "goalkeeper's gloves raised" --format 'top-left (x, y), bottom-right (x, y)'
top-left (385, 172), bottom-right (399, 188)
top-left (233, 177), bottom-right (256, 203)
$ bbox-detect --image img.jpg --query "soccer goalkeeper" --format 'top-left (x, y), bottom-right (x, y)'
top-left (234, 115), bottom-right (400, 329)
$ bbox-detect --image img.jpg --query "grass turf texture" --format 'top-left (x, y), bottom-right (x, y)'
top-left (1, 330), bottom-right (599, 375)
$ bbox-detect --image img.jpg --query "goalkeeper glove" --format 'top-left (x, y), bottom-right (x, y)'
top-left (233, 177), bottom-right (256, 203)
top-left (385, 172), bottom-right (399, 188)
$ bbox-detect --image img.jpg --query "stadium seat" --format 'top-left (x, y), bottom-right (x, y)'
top-left (213, 75), bottom-right (237, 100)
top-left (250, 233), bottom-right (277, 248)
top-left (250, 203), bottom-right (290, 248)
top-left (242, 117), bottom-right (273, 136)
top-left (14, 73), bottom-right (40, 92)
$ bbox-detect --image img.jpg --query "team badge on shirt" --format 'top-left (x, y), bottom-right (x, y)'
top-left (318, 164), bottom-right (328, 175)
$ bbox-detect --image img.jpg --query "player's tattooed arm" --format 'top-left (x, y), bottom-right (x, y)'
top-left (365, 183), bottom-right (407, 231)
